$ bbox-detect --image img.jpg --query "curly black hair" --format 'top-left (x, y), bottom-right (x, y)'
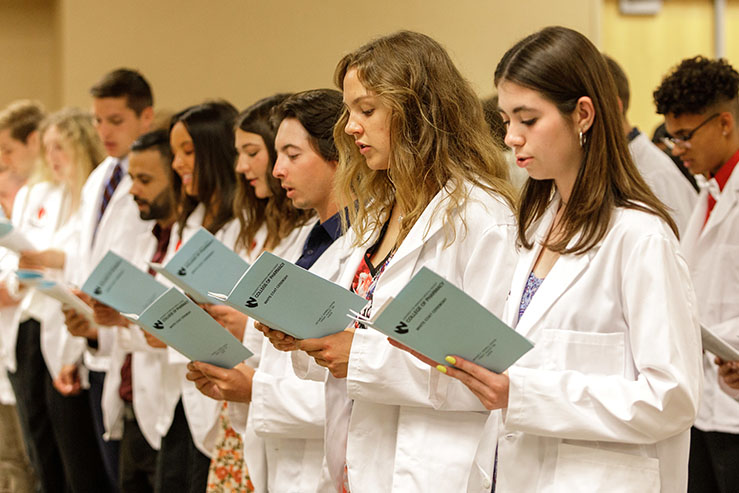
top-left (654, 56), bottom-right (739, 116)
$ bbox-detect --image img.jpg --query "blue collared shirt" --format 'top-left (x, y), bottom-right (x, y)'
top-left (295, 212), bottom-right (344, 270)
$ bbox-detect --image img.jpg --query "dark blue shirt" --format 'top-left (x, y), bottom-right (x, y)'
top-left (295, 212), bottom-right (344, 270)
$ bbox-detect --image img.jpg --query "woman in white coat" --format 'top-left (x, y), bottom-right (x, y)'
top-left (155, 101), bottom-right (242, 492)
top-left (285, 31), bottom-right (518, 492)
top-left (427, 26), bottom-right (703, 492)
top-left (13, 108), bottom-right (110, 491)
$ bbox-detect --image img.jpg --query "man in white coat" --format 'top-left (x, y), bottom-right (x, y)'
top-left (59, 68), bottom-right (154, 490)
top-left (66, 129), bottom-right (177, 492)
top-left (186, 89), bottom-right (346, 493)
top-left (654, 55), bottom-right (739, 493)
top-left (604, 55), bottom-right (697, 234)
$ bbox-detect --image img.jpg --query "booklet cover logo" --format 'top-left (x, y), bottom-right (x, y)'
top-left (245, 297), bottom-right (258, 308)
top-left (153, 320), bottom-right (164, 330)
top-left (177, 267), bottom-right (187, 276)
top-left (94, 286), bottom-right (102, 295)
top-left (394, 321), bottom-right (409, 334)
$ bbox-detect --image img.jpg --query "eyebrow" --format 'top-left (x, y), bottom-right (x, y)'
top-left (279, 143), bottom-right (301, 152)
top-left (351, 95), bottom-right (374, 105)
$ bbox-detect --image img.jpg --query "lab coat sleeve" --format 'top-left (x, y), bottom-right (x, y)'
top-left (503, 234), bottom-right (702, 443)
top-left (250, 370), bottom-right (325, 440)
top-left (347, 221), bottom-right (516, 408)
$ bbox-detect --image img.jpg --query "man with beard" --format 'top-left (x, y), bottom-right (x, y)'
top-left (66, 129), bottom-right (177, 492)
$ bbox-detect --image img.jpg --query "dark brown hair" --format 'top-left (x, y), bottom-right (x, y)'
top-left (90, 68), bottom-right (153, 115)
top-left (170, 101), bottom-right (237, 236)
top-left (495, 26), bottom-right (677, 253)
top-left (234, 94), bottom-right (313, 252)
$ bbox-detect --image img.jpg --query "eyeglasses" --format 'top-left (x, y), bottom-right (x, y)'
top-left (666, 113), bottom-right (720, 149)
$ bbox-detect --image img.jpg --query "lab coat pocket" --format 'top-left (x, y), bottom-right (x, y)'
top-left (551, 443), bottom-right (660, 492)
top-left (538, 329), bottom-right (625, 375)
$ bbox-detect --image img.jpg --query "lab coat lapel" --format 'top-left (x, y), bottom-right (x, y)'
top-left (509, 199), bottom-right (592, 339)
top-left (700, 171), bottom-right (739, 240)
top-left (379, 187), bottom-right (449, 289)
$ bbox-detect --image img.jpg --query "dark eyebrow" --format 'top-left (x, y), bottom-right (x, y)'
top-left (279, 144), bottom-right (301, 153)
top-left (511, 106), bottom-right (537, 114)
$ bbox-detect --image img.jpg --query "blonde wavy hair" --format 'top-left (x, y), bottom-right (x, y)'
top-left (333, 31), bottom-right (515, 247)
top-left (37, 108), bottom-right (104, 221)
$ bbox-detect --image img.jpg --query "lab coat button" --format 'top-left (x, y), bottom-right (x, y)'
top-left (483, 479), bottom-right (492, 489)
top-left (505, 433), bottom-right (514, 440)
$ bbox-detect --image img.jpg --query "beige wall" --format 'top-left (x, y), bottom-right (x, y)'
top-left (2, 0), bottom-right (599, 115)
top-left (0, 0), bottom-right (60, 110)
top-left (601, 0), bottom-right (739, 137)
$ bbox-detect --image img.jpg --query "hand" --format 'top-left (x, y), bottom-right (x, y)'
top-left (716, 357), bottom-right (739, 390)
top-left (186, 361), bottom-right (255, 403)
top-left (63, 307), bottom-right (98, 339)
top-left (297, 330), bottom-right (355, 379)
top-left (53, 364), bottom-right (81, 396)
top-left (435, 355), bottom-right (509, 410)
top-left (202, 304), bottom-right (247, 340)
top-left (92, 300), bottom-right (129, 327)
top-left (143, 330), bottom-right (167, 349)
top-left (0, 281), bottom-right (19, 307)
top-left (254, 321), bottom-right (299, 352)
top-left (19, 249), bottom-right (65, 270)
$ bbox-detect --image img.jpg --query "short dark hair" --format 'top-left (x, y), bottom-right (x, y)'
top-left (90, 68), bottom-right (153, 115)
top-left (603, 54), bottom-right (630, 113)
top-left (654, 56), bottom-right (739, 116)
top-left (271, 89), bottom-right (343, 162)
top-left (0, 100), bottom-right (46, 142)
top-left (131, 129), bottom-right (173, 162)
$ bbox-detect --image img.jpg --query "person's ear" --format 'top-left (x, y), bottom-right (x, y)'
top-left (718, 111), bottom-right (734, 137)
top-left (573, 96), bottom-right (596, 135)
top-left (139, 107), bottom-right (155, 132)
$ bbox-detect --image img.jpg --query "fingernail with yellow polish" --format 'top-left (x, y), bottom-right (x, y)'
top-left (436, 365), bottom-right (447, 374)
top-left (445, 356), bottom-right (456, 365)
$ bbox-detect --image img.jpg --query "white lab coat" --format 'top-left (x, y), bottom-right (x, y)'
top-left (100, 227), bottom-right (171, 449)
top-left (6, 182), bottom-right (86, 378)
top-left (66, 156), bottom-right (152, 372)
top-left (629, 131), bottom-right (697, 235)
top-left (486, 198), bottom-right (702, 492)
top-left (158, 203), bottom-right (241, 457)
top-left (682, 165), bottom-right (739, 434)
top-left (244, 220), bottom-right (347, 493)
top-left (295, 183), bottom-right (517, 492)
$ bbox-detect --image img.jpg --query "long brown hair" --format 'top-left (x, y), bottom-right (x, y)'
top-left (495, 26), bottom-right (678, 254)
top-left (333, 31), bottom-right (514, 246)
top-left (234, 94), bottom-right (312, 252)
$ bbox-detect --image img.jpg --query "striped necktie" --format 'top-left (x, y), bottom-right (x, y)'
top-left (92, 161), bottom-right (123, 244)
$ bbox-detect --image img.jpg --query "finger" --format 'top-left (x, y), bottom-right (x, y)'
top-left (442, 364), bottom-right (499, 405)
top-left (193, 361), bottom-right (229, 381)
top-left (297, 338), bottom-right (323, 352)
top-left (445, 355), bottom-right (501, 381)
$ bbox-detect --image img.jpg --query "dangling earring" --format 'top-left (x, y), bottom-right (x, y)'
top-left (579, 129), bottom-right (586, 148)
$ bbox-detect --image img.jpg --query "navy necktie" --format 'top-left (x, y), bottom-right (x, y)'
top-left (92, 161), bottom-right (123, 245)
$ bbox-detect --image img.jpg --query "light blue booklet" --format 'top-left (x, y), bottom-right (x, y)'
top-left (364, 267), bottom-right (533, 373)
top-left (0, 219), bottom-right (35, 252)
top-left (125, 287), bottom-right (253, 368)
top-left (81, 251), bottom-right (167, 314)
top-left (149, 227), bottom-right (250, 305)
top-left (209, 251), bottom-right (368, 340)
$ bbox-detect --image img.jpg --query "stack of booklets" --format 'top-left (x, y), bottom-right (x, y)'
top-left (81, 237), bottom-right (253, 368)
top-left (354, 267), bottom-right (534, 373)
